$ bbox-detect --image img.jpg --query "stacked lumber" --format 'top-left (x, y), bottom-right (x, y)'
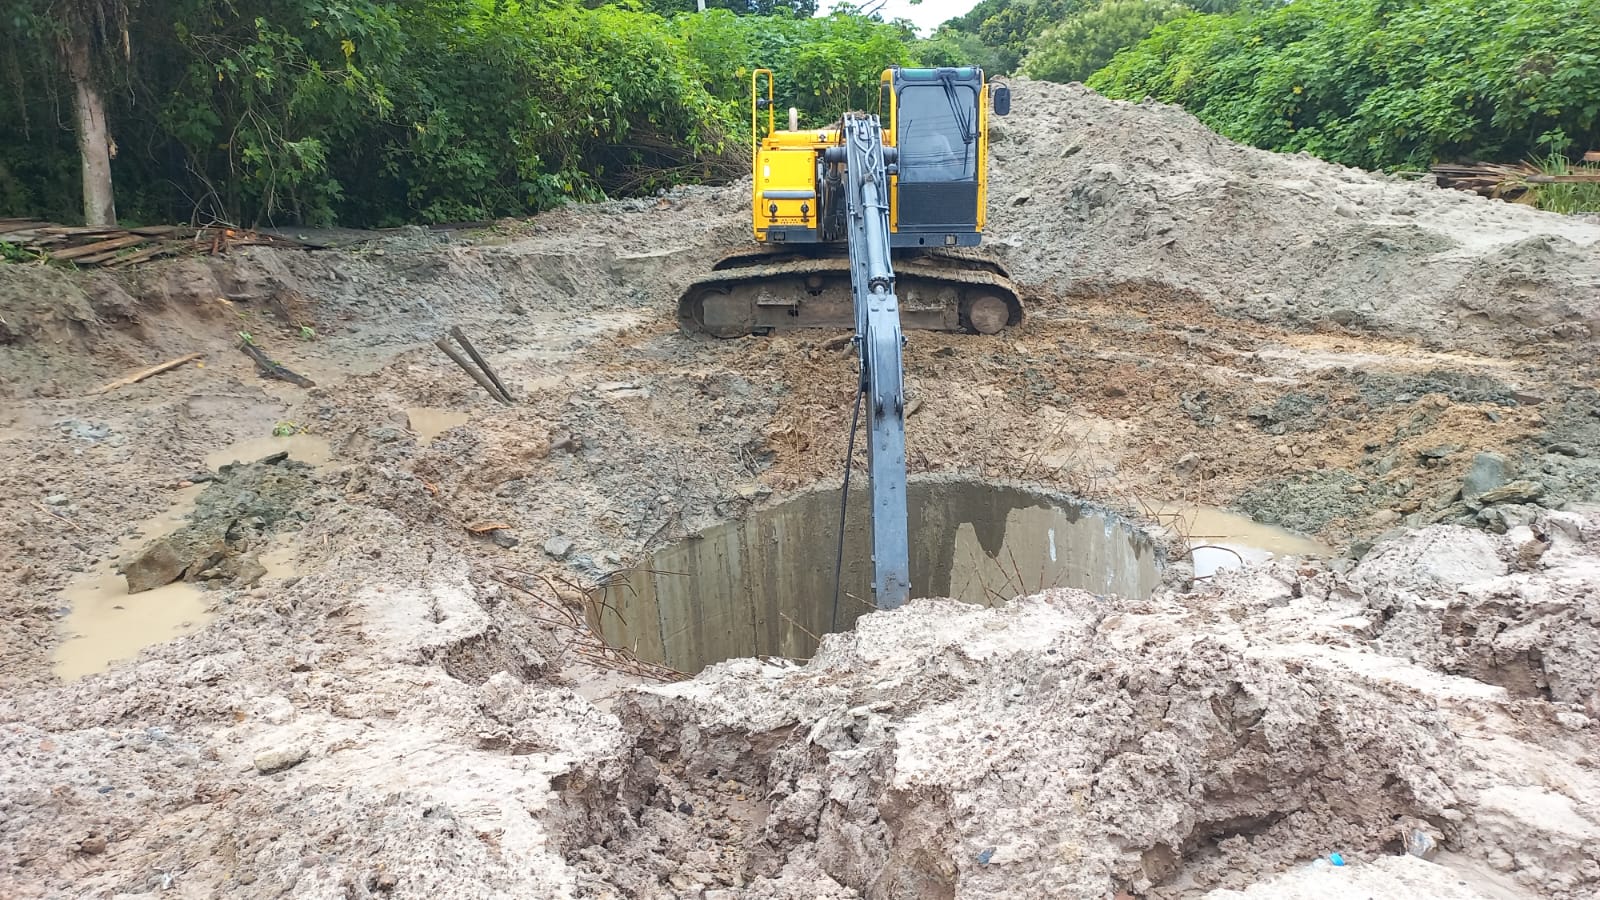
top-left (0, 219), bottom-right (306, 267)
top-left (1432, 158), bottom-right (1600, 201)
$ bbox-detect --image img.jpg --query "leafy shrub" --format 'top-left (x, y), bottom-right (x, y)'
top-left (674, 9), bottom-right (921, 127)
top-left (1023, 0), bottom-right (1191, 84)
top-left (1091, 0), bottom-right (1600, 172)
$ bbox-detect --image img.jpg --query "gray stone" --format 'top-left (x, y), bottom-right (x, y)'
top-left (1418, 443), bottom-right (1460, 460)
top-left (253, 745), bottom-right (308, 774)
top-left (1174, 452), bottom-right (1201, 477)
top-left (1461, 452), bottom-right (1512, 501)
top-left (1472, 480), bottom-right (1546, 508)
top-left (491, 530), bottom-right (519, 549)
top-left (543, 535), bottom-right (575, 560)
top-left (1546, 441), bottom-right (1588, 458)
top-left (121, 539), bottom-right (189, 594)
top-left (44, 494), bottom-right (70, 506)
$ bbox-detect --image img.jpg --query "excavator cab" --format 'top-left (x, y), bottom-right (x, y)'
top-left (879, 66), bottom-right (1007, 248)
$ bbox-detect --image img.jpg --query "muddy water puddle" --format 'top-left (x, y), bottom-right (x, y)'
top-left (55, 433), bottom-right (324, 680)
top-left (593, 478), bottom-right (1161, 673)
top-left (205, 433), bottom-right (332, 469)
top-left (1152, 504), bottom-right (1330, 577)
top-left (406, 407), bottom-right (470, 444)
top-left (53, 484), bottom-right (210, 680)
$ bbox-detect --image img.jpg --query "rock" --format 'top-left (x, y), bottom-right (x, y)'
top-left (1545, 441), bottom-right (1588, 458)
top-left (1461, 451), bottom-right (1512, 501)
top-left (1010, 190), bottom-right (1032, 206)
top-left (1427, 501), bottom-right (1473, 524)
top-left (1556, 711), bottom-right (1591, 731)
top-left (77, 833), bottom-right (107, 854)
top-left (1418, 443), bottom-right (1459, 460)
top-left (543, 535), bottom-right (575, 560)
top-left (1274, 444), bottom-right (1292, 458)
top-left (254, 745), bottom-right (309, 774)
top-left (44, 494), bottom-right (69, 506)
top-left (1368, 509), bottom-right (1401, 527)
top-left (491, 530), bottom-right (519, 549)
top-left (373, 872), bottom-right (398, 892)
top-left (122, 538), bottom-right (188, 593)
top-left (1404, 829), bottom-right (1438, 861)
top-left (1471, 480), bottom-right (1545, 507)
top-left (1173, 452), bottom-right (1201, 477)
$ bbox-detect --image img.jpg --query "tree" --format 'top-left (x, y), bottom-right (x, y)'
top-left (1023, 0), bottom-right (1189, 84)
top-left (56, 0), bottom-right (130, 225)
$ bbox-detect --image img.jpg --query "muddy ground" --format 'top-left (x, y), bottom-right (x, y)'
top-left (1, 80), bottom-right (1598, 898)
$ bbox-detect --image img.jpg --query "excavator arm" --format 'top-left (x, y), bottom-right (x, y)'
top-left (827, 113), bottom-right (910, 609)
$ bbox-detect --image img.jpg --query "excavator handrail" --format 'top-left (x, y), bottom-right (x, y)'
top-left (751, 68), bottom-right (775, 151)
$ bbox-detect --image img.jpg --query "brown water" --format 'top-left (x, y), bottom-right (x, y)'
top-left (1151, 504), bottom-right (1330, 577)
top-left (591, 479), bottom-right (1162, 673)
top-left (52, 484), bottom-right (211, 680)
top-left (406, 407), bottom-right (470, 445)
top-left (205, 433), bottom-right (332, 469)
top-left (54, 432), bottom-right (327, 680)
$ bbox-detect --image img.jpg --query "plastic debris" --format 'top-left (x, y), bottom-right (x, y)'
top-left (976, 847), bottom-right (996, 865)
top-left (1329, 852), bottom-right (1346, 867)
top-left (1406, 829), bottom-right (1438, 860)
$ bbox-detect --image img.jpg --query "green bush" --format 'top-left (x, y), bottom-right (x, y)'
top-left (1023, 0), bottom-right (1191, 84)
top-left (1091, 0), bottom-right (1600, 172)
top-left (674, 9), bottom-right (921, 127)
top-left (0, 0), bottom-right (946, 225)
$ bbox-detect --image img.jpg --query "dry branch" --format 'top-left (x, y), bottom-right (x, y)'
top-left (490, 567), bottom-right (686, 682)
top-left (94, 352), bottom-right (204, 393)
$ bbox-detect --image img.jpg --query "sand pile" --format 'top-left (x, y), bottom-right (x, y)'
top-left (986, 80), bottom-right (1600, 355)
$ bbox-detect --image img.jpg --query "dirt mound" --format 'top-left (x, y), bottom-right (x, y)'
top-left (986, 80), bottom-right (1600, 355)
top-left (558, 511), bottom-right (1600, 899)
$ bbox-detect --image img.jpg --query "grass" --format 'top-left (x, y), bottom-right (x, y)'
top-left (1524, 153), bottom-right (1600, 214)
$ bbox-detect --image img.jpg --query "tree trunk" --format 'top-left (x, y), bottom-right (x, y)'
top-left (62, 29), bottom-right (116, 226)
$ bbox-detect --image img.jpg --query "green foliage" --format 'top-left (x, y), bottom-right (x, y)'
top-left (1525, 153), bottom-right (1600, 214)
top-left (2, 0), bottom-right (965, 225)
top-left (1091, 0), bottom-right (1600, 174)
top-left (641, 0), bottom-right (818, 16)
top-left (675, 9), bottom-right (920, 126)
top-left (937, 0), bottom-right (1093, 73)
top-left (1023, 0), bottom-right (1190, 84)
top-left (0, 0), bottom-right (744, 226)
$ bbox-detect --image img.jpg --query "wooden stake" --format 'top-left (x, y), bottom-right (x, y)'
top-left (94, 352), bottom-right (204, 393)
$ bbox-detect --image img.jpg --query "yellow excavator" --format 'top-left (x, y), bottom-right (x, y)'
top-left (678, 66), bottom-right (1021, 339)
top-left (676, 66), bottom-right (1017, 612)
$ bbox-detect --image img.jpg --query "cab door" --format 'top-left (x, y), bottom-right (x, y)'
top-left (892, 76), bottom-right (982, 238)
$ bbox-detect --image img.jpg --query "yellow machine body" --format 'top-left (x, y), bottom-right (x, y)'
top-left (676, 66), bottom-right (1021, 338)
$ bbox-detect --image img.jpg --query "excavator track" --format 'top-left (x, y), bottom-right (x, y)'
top-left (679, 250), bottom-right (1025, 338)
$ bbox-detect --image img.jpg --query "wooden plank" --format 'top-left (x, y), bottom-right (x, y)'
top-left (48, 234), bottom-right (148, 261)
top-left (1524, 173), bottom-right (1600, 184)
top-left (42, 225), bottom-right (127, 237)
top-left (94, 352), bottom-right (204, 394)
top-left (104, 244), bottom-right (177, 268)
top-left (0, 222), bottom-right (42, 235)
top-left (127, 225), bottom-right (182, 236)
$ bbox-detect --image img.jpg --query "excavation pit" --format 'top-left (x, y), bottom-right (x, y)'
top-left (591, 478), bottom-right (1163, 673)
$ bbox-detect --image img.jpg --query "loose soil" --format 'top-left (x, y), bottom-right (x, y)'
top-left (1, 80), bottom-right (1597, 899)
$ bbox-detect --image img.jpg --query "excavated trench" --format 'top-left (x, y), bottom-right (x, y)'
top-left (591, 477), bottom-right (1163, 673)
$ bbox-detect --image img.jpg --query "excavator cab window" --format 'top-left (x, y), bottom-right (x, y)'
top-left (895, 81), bottom-right (978, 184)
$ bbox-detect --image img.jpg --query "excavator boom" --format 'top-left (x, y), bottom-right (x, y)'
top-left (677, 66), bottom-right (1014, 611)
top-left (832, 113), bottom-right (911, 608)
